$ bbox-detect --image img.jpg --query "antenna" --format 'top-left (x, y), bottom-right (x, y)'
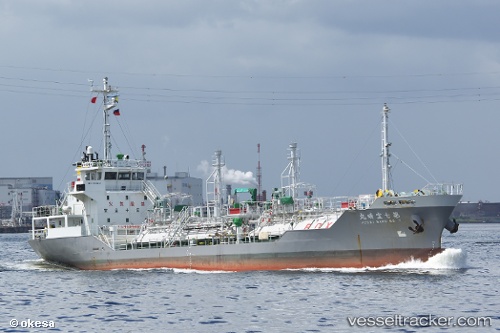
top-left (141, 144), bottom-right (147, 161)
top-left (257, 143), bottom-right (262, 201)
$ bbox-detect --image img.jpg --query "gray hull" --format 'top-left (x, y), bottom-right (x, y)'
top-left (29, 195), bottom-right (460, 271)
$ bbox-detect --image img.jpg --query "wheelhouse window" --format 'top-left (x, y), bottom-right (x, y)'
top-left (85, 171), bottom-right (102, 180)
top-left (118, 172), bottom-right (131, 180)
top-left (105, 172), bottom-right (117, 180)
top-left (132, 172), bottom-right (145, 180)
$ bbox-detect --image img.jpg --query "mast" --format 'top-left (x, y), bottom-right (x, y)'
top-left (91, 77), bottom-right (119, 161)
top-left (381, 103), bottom-right (391, 191)
top-left (281, 142), bottom-right (300, 199)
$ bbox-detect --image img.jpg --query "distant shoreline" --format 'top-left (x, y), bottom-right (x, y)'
top-left (457, 221), bottom-right (500, 224)
top-left (0, 226), bottom-right (30, 234)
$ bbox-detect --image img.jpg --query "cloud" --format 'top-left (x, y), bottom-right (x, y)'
top-left (196, 160), bottom-right (256, 186)
top-left (222, 167), bottom-right (257, 186)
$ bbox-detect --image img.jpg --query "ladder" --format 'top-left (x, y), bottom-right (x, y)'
top-left (142, 180), bottom-right (162, 203)
top-left (163, 206), bottom-right (191, 247)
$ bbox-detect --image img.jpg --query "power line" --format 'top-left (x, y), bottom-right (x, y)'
top-left (1, 73), bottom-right (500, 106)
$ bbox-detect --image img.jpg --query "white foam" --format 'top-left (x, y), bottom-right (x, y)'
top-left (2, 259), bottom-right (72, 271)
top-left (110, 267), bottom-right (165, 272)
top-left (386, 248), bottom-right (467, 270)
top-left (172, 268), bottom-right (235, 274)
top-left (110, 267), bottom-right (234, 274)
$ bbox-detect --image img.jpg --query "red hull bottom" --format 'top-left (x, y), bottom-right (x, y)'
top-left (75, 248), bottom-right (445, 271)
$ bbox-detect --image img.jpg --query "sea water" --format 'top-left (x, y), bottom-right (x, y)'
top-left (0, 223), bottom-right (498, 332)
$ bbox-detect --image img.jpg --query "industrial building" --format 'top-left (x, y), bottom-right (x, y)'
top-left (147, 171), bottom-right (203, 206)
top-left (0, 177), bottom-right (59, 227)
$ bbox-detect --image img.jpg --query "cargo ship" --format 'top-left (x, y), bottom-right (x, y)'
top-left (29, 78), bottom-right (462, 271)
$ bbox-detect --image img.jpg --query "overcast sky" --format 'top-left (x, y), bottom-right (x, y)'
top-left (1, 0), bottom-right (499, 202)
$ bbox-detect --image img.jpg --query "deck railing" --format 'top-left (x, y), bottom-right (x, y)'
top-left (421, 183), bottom-right (463, 196)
